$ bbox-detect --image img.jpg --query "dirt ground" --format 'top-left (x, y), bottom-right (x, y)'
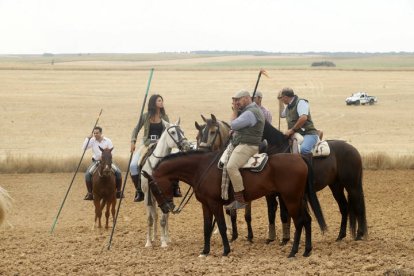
top-left (0, 170), bottom-right (413, 275)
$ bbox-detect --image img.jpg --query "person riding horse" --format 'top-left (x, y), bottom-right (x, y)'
top-left (224, 90), bottom-right (265, 210)
top-left (130, 94), bottom-right (182, 202)
top-left (82, 126), bottom-right (123, 200)
top-left (278, 87), bottom-right (319, 163)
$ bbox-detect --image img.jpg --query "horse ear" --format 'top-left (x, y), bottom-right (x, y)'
top-left (201, 114), bottom-right (207, 122)
top-left (211, 114), bottom-right (217, 123)
top-left (109, 147), bottom-right (114, 152)
top-left (175, 117), bottom-right (180, 126)
top-left (99, 146), bottom-right (104, 152)
top-left (162, 119), bottom-right (170, 128)
top-left (195, 121), bottom-right (202, 131)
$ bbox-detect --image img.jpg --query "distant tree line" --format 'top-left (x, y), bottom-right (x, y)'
top-left (311, 61), bottom-right (336, 67)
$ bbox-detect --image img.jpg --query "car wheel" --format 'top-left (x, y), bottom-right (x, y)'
top-left (369, 99), bottom-right (374, 105)
top-left (355, 100), bottom-right (360, 105)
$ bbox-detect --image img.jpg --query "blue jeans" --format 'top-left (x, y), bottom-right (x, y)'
top-left (130, 150), bottom-right (141, 176)
top-left (85, 161), bottom-right (122, 182)
top-left (300, 134), bottom-right (319, 154)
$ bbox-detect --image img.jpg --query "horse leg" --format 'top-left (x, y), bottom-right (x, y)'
top-left (265, 194), bottom-right (277, 244)
top-left (302, 209), bottom-right (313, 257)
top-left (215, 205), bottom-right (231, 256)
top-left (199, 204), bottom-right (214, 257)
top-left (100, 199), bottom-right (106, 229)
top-left (228, 209), bottom-right (238, 242)
top-left (329, 185), bottom-right (348, 241)
top-left (279, 197), bottom-right (291, 245)
top-left (93, 198), bottom-right (102, 229)
top-left (160, 213), bottom-right (169, 247)
top-left (245, 202), bottom-right (253, 242)
top-left (288, 216), bottom-right (303, 258)
top-left (105, 200), bottom-right (110, 229)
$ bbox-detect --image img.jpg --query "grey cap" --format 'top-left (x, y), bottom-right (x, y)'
top-left (232, 90), bottom-right (251, 99)
top-left (254, 91), bottom-right (263, 98)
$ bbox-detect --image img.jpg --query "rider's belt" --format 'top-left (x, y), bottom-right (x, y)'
top-left (150, 135), bottom-right (159, 142)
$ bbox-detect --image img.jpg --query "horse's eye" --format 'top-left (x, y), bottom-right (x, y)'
top-left (170, 131), bottom-right (176, 135)
top-left (210, 131), bottom-right (215, 135)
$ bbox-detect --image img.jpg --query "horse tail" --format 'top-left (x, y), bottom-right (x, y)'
top-left (304, 158), bottom-right (327, 233)
top-left (0, 186), bottom-right (13, 227)
top-left (348, 167), bottom-right (368, 239)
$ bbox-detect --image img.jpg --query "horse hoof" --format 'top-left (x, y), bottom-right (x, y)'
top-left (145, 242), bottom-right (152, 248)
top-left (288, 252), bottom-right (297, 258)
top-left (303, 249), bottom-right (312, 257)
top-left (222, 251), bottom-right (230, 257)
top-left (280, 239), bottom-right (289, 246)
top-left (161, 243), bottom-right (168, 248)
top-left (265, 239), bottom-right (275, 244)
top-left (198, 254), bottom-right (208, 258)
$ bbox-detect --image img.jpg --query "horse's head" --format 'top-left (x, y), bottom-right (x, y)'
top-left (99, 146), bottom-right (113, 177)
top-left (195, 114), bottom-right (230, 152)
top-left (141, 170), bottom-right (175, 214)
top-left (161, 118), bottom-right (191, 151)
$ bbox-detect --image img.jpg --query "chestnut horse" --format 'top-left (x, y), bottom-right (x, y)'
top-left (92, 147), bottom-right (116, 229)
top-left (0, 186), bottom-right (12, 227)
top-left (196, 114), bottom-right (368, 242)
top-left (144, 151), bottom-right (327, 258)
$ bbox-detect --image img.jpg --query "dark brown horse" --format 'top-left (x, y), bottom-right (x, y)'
top-left (143, 151), bottom-right (327, 258)
top-left (196, 115), bottom-right (368, 242)
top-left (92, 147), bottom-right (116, 229)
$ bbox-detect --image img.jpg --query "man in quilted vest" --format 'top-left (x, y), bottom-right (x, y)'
top-left (224, 90), bottom-right (265, 210)
top-left (278, 87), bottom-right (319, 160)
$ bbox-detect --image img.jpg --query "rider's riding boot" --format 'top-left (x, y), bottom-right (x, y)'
top-left (84, 180), bottom-right (93, 200)
top-left (131, 174), bottom-right (144, 202)
top-left (224, 191), bottom-right (247, 210)
top-left (115, 177), bottom-right (124, 199)
top-left (172, 180), bottom-right (182, 197)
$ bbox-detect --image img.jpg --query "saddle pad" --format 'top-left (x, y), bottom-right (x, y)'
top-left (218, 153), bottom-right (268, 172)
top-left (312, 140), bottom-right (330, 157)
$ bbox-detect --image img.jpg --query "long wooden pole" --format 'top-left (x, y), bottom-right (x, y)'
top-left (50, 108), bottom-right (103, 234)
top-left (107, 68), bottom-right (154, 250)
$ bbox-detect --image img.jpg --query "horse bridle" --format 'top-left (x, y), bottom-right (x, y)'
top-left (198, 122), bottom-right (223, 151)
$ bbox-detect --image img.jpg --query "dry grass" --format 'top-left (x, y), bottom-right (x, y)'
top-left (0, 153), bottom-right (413, 173)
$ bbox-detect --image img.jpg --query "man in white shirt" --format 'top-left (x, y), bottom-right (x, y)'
top-left (82, 126), bottom-right (123, 200)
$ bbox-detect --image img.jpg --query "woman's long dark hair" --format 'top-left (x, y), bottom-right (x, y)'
top-left (147, 94), bottom-right (166, 118)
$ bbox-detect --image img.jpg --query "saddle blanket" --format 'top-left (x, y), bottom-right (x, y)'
top-left (218, 150), bottom-right (268, 172)
top-left (291, 133), bottom-right (330, 157)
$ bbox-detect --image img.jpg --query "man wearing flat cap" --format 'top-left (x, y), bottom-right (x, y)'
top-left (278, 87), bottom-right (319, 159)
top-left (253, 91), bottom-right (272, 123)
top-left (224, 90), bottom-right (265, 210)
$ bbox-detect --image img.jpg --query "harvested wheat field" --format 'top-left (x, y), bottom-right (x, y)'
top-left (1, 57), bottom-right (414, 275)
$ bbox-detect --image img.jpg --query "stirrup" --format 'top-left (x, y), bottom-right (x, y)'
top-left (84, 192), bottom-right (93, 201)
top-left (224, 200), bottom-right (247, 210)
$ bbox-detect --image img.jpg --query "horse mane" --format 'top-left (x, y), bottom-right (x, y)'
top-left (155, 150), bottom-right (207, 170)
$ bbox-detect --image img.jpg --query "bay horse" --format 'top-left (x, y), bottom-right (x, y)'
top-left (195, 114), bottom-right (253, 242)
top-left (0, 186), bottom-right (12, 227)
top-left (144, 151), bottom-right (327, 258)
top-left (196, 114), bottom-right (368, 242)
top-left (92, 147), bottom-right (116, 229)
top-left (140, 119), bottom-right (191, 248)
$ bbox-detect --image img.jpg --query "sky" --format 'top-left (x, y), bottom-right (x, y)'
top-left (0, 0), bottom-right (413, 54)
